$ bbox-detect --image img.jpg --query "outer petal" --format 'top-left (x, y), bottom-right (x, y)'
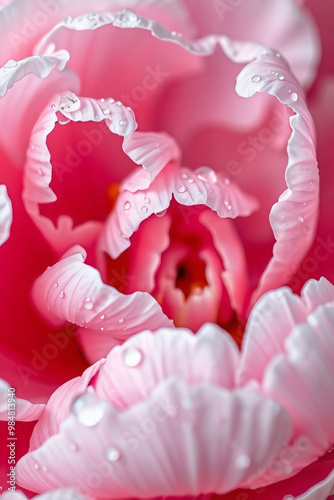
top-left (95, 324), bottom-right (239, 408)
top-left (0, 185), bottom-right (12, 246)
top-left (0, 490), bottom-right (84, 499)
top-left (17, 380), bottom-right (291, 497)
top-left (236, 52), bottom-right (319, 303)
top-left (102, 163), bottom-right (259, 259)
top-left (0, 378), bottom-right (44, 422)
top-left (32, 246), bottom-right (173, 342)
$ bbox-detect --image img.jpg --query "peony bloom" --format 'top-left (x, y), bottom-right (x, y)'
top-left (0, 0), bottom-right (333, 498)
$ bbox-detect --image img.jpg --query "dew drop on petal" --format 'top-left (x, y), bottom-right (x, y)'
top-left (83, 298), bottom-right (93, 310)
top-left (118, 318), bottom-right (124, 323)
top-left (123, 347), bottom-right (143, 367)
top-left (4, 59), bottom-right (18, 69)
top-left (106, 446), bottom-right (122, 462)
top-left (100, 98), bottom-right (105, 102)
top-left (187, 178), bottom-right (194, 184)
top-left (103, 108), bottom-right (111, 115)
top-left (51, 104), bottom-right (56, 109)
top-left (181, 174), bottom-right (188, 179)
top-left (124, 201), bottom-right (131, 210)
top-left (251, 75), bottom-right (262, 83)
top-left (100, 314), bottom-right (105, 320)
top-left (298, 216), bottom-right (304, 223)
top-left (156, 209), bottom-right (167, 217)
top-left (197, 167), bottom-right (217, 183)
top-left (37, 169), bottom-right (43, 176)
top-left (290, 92), bottom-right (298, 102)
top-left (59, 290), bottom-right (65, 299)
top-left (53, 282), bottom-right (58, 288)
top-left (120, 9), bottom-right (138, 25)
top-left (283, 496), bottom-right (294, 500)
top-left (141, 206), bottom-right (148, 213)
top-left (176, 185), bottom-right (186, 193)
top-left (235, 454), bottom-right (251, 469)
top-left (71, 390), bottom-right (106, 427)
top-left (279, 75), bottom-right (285, 80)
top-left (119, 120), bottom-right (127, 127)
top-left (34, 463), bottom-right (39, 470)
top-left (144, 197), bottom-right (150, 204)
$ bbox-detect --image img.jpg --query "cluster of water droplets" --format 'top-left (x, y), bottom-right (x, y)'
top-left (114, 9), bottom-right (139, 28)
top-left (58, 93), bottom-right (81, 113)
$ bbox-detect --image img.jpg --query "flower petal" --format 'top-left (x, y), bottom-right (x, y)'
top-left (0, 185), bottom-right (12, 246)
top-left (0, 378), bottom-right (44, 422)
top-left (235, 51), bottom-right (319, 303)
top-left (29, 359), bottom-right (105, 452)
top-left (96, 324), bottom-right (239, 408)
top-left (17, 380), bottom-right (291, 497)
top-left (123, 131), bottom-right (181, 188)
top-left (32, 246), bottom-right (173, 342)
top-left (102, 163), bottom-right (259, 259)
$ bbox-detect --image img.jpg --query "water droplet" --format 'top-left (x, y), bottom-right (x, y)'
top-left (71, 390), bottom-right (106, 427)
top-left (123, 346), bottom-right (143, 367)
top-left (34, 463), bottom-right (39, 470)
top-left (144, 197), bottom-right (150, 204)
top-left (235, 454), bottom-right (251, 469)
top-left (4, 59), bottom-right (18, 69)
top-left (298, 216), bottom-right (304, 223)
top-left (31, 144), bottom-right (34, 149)
top-left (37, 169), bottom-right (43, 176)
top-left (197, 167), bottom-right (217, 183)
top-left (224, 200), bottom-right (232, 211)
top-left (141, 206), bottom-right (148, 213)
top-left (100, 98), bottom-right (105, 102)
top-left (120, 9), bottom-right (138, 25)
top-left (276, 52), bottom-right (281, 58)
top-left (156, 209), bottom-right (167, 217)
top-left (119, 120), bottom-right (127, 127)
top-left (284, 465), bottom-right (293, 474)
top-left (103, 108), bottom-right (111, 115)
top-left (176, 185), bottom-right (186, 193)
top-left (223, 177), bottom-right (230, 185)
top-left (101, 327), bottom-right (104, 331)
top-left (279, 75), bottom-right (285, 80)
top-left (60, 290), bottom-right (65, 299)
top-left (118, 318), bottom-right (124, 324)
top-left (83, 298), bottom-right (93, 310)
top-left (290, 92), bottom-right (298, 102)
top-left (251, 75), bottom-right (262, 83)
top-left (124, 201), bottom-right (131, 210)
top-left (88, 13), bottom-right (98, 21)
top-left (283, 496), bottom-right (294, 500)
top-left (187, 178), bottom-right (194, 184)
top-left (69, 442), bottom-right (78, 452)
top-left (53, 282), bottom-right (58, 288)
top-left (106, 446), bottom-right (122, 462)
top-left (51, 103), bottom-right (56, 109)
top-left (181, 174), bottom-right (188, 179)
top-left (59, 93), bottom-right (81, 112)
top-left (100, 314), bottom-right (105, 320)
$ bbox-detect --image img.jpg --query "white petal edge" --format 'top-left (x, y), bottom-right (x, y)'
top-left (0, 185), bottom-right (12, 246)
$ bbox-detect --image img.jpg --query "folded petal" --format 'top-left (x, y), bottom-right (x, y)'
top-left (17, 380), bottom-right (291, 497)
top-left (102, 163), bottom-right (259, 259)
top-left (0, 185), bottom-right (12, 246)
top-left (32, 246), bottom-right (173, 343)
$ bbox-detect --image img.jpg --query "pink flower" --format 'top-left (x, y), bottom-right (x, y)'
top-left (0, 0), bottom-right (333, 498)
top-left (13, 274), bottom-right (334, 499)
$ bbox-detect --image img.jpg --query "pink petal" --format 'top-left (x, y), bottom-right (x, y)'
top-left (29, 360), bottom-right (105, 452)
top-left (0, 490), bottom-right (85, 499)
top-left (23, 93), bottom-right (137, 253)
top-left (0, 185), bottom-right (12, 246)
top-left (263, 304), bottom-right (334, 454)
top-left (16, 381), bottom-right (291, 497)
top-left (123, 131), bottom-right (181, 188)
top-left (0, 53), bottom-right (79, 165)
top-left (95, 324), bottom-right (239, 408)
top-left (301, 277), bottom-right (334, 312)
top-left (0, 378), bottom-right (44, 422)
top-left (101, 162), bottom-right (259, 259)
top-left (32, 245), bottom-right (173, 341)
top-left (235, 51), bottom-right (319, 303)
top-left (199, 209), bottom-right (249, 315)
top-left (239, 287), bottom-right (307, 385)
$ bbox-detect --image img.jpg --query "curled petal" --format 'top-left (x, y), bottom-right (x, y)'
top-left (0, 50), bottom-right (69, 98)
top-left (235, 51), bottom-right (319, 302)
top-left (102, 163), bottom-right (259, 259)
top-left (17, 380), bottom-right (291, 497)
top-left (0, 185), bottom-right (12, 246)
top-left (32, 246), bottom-right (173, 340)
